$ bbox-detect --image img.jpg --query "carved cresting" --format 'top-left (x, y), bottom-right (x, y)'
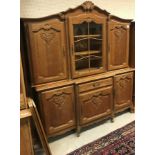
top-left (82, 1), bottom-right (95, 11)
top-left (47, 92), bottom-right (70, 109)
top-left (116, 74), bottom-right (132, 88)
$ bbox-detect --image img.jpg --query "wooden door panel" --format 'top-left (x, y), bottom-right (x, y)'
top-left (114, 72), bottom-right (133, 111)
top-left (27, 19), bottom-right (67, 84)
top-left (40, 86), bottom-right (75, 136)
top-left (108, 20), bottom-right (130, 70)
top-left (79, 86), bottom-right (113, 124)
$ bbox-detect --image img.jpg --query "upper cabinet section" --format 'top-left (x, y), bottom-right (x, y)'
top-left (24, 18), bottom-right (68, 85)
top-left (108, 16), bottom-right (131, 70)
top-left (21, 1), bottom-right (133, 86)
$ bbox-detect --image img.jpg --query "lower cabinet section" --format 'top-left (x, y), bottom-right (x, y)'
top-left (39, 85), bottom-right (76, 137)
top-left (79, 86), bottom-right (113, 125)
top-left (36, 70), bottom-right (134, 137)
top-left (114, 72), bottom-right (134, 113)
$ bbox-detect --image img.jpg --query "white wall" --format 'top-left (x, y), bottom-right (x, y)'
top-left (20, 0), bottom-right (135, 19)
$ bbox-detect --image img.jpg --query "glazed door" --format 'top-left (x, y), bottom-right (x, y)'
top-left (39, 86), bottom-right (75, 136)
top-left (114, 72), bottom-right (133, 111)
top-left (79, 86), bottom-right (113, 125)
top-left (26, 18), bottom-right (68, 84)
top-left (108, 19), bottom-right (130, 70)
top-left (69, 13), bottom-right (107, 78)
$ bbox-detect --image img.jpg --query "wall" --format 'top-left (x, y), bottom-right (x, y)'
top-left (20, 0), bottom-right (135, 19)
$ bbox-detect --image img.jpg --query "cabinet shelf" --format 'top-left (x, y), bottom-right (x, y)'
top-left (75, 50), bottom-right (101, 56)
top-left (74, 34), bottom-right (101, 38)
top-left (75, 55), bottom-right (102, 62)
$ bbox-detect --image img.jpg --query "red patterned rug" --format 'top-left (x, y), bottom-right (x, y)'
top-left (67, 121), bottom-right (135, 155)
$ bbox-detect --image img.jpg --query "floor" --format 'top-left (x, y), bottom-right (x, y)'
top-left (47, 111), bottom-right (135, 155)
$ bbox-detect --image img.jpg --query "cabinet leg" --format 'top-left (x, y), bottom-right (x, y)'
top-left (111, 113), bottom-right (114, 123)
top-left (77, 126), bottom-right (81, 137)
top-left (130, 103), bottom-right (134, 113)
top-left (130, 107), bottom-right (134, 113)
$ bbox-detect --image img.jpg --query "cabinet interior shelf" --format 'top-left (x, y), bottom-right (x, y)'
top-left (75, 55), bottom-right (102, 62)
top-left (75, 50), bottom-right (101, 56)
top-left (74, 34), bottom-right (102, 38)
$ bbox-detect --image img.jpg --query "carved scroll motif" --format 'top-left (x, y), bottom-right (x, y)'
top-left (111, 26), bottom-right (126, 41)
top-left (47, 92), bottom-right (70, 109)
top-left (40, 29), bottom-right (56, 44)
top-left (116, 74), bottom-right (132, 88)
top-left (83, 93), bottom-right (105, 108)
top-left (82, 1), bottom-right (95, 11)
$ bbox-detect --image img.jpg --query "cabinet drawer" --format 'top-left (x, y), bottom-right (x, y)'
top-left (79, 78), bottom-right (113, 93)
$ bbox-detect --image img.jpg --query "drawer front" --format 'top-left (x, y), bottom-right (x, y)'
top-left (79, 86), bottom-right (113, 125)
top-left (79, 78), bottom-right (113, 93)
top-left (39, 86), bottom-right (75, 136)
top-left (114, 72), bottom-right (133, 111)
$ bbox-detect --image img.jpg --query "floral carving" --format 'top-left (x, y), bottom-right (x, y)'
top-left (82, 1), bottom-right (95, 11)
top-left (47, 92), bottom-right (69, 109)
top-left (91, 94), bottom-right (103, 108)
top-left (116, 75), bottom-right (132, 88)
top-left (40, 29), bottom-right (56, 44)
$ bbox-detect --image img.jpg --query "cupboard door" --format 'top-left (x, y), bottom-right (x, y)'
top-left (79, 86), bottom-right (113, 125)
top-left (69, 13), bottom-right (107, 78)
top-left (26, 19), bottom-right (67, 84)
top-left (108, 19), bottom-right (130, 70)
top-left (114, 72), bottom-right (133, 111)
top-left (40, 86), bottom-right (75, 136)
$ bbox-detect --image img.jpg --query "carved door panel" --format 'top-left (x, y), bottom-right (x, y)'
top-left (114, 72), bottom-right (133, 111)
top-left (69, 13), bottom-right (107, 78)
top-left (108, 19), bottom-right (130, 70)
top-left (26, 18), bottom-right (68, 84)
top-left (39, 86), bottom-right (75, 136)
top-left (79, 86), bottom-right (113, 125)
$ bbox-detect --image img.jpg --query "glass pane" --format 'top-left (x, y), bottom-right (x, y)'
top-left (74, 38), bottom-right (88, 52)
top-left (74, 22), bottom-right (88, 36)
top-left (90, 56), bottom-right (102, 68)
top-left (89, 22), bottom-right (102, 35)
top-left (75, 56), bottom-right (89, 70)
top-left (74, 22), bottom-right (89, 71)
top-left (73, 21), bottom-right (103, 72)
top-left (89, 22), bottom-right (102, 69)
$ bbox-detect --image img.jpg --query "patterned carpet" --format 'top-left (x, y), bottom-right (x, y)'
top-left (67, 121), bottom-right (135, 155)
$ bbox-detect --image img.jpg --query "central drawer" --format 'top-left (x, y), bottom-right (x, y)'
top-left (78, 77), bottom-right (113, 93)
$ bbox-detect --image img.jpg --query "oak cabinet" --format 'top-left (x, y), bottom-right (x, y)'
top-left (69, 12), bottom-right (107, 78)
top-left (25, 18), bottom-right (68, 85)
top-left (108, 17), bottom-right (130, 70)
top-left (21, 1), bottom-right (135, 137)
top-left (39, 86), bottom-right (75, 136)
top-left (79, 86), bottom-right (113, 125)
top-left (114, 72), bottom-right (133, 112)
